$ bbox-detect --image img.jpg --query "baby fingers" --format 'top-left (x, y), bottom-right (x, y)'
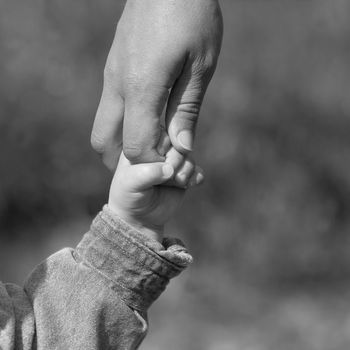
top-left (187, 165), bottom-right (205, 188)
top-left (165, 147), bottom-right (204, 188)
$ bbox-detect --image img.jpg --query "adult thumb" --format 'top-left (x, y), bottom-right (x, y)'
top-left (165, 60), bottom-right (213, 154)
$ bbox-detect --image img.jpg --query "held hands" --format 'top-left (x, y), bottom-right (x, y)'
top-left (92, 0), bottom-right (223, 169)
top-left (98, 0), bottom-right (222, 231)
top-left (108, 142), bottom-right (204, 242)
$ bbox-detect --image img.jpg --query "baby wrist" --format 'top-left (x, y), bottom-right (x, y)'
top-left (107, 204), bottom-right (164, 243)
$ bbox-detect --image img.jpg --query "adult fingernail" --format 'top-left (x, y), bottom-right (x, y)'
top-left (162, 164), bottom-right (174, 179)
top-left (177, 130), bottom-right (193, 152)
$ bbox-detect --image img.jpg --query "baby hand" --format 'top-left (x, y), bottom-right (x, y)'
top-left (108, 150), bottom-right (204, 242)
top-left (157, 128), bottom-right (203, 188)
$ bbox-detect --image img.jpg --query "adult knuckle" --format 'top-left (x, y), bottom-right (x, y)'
top-left (103, 59), bottom-right (120, 87)
top-left (124, 72), bottom-right (140, 88)
top-left (176, 102), bottom-right (200, 130)
top-left (202, 56), bottom-right (215, 72)
top-left (193, 53), bottom-right (216, 79)
top-left (178, 101), bottom-right (201, 117)
top-left (103, 62), bottom-right (112, 79)
top-left (205, 50), bottom-right (218, 68)
top-left (90, 133), bottom-right (107, 155)
top-left (124, 73), bottom-right (151, 97)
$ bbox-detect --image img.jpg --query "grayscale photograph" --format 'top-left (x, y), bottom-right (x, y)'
top-left (0, 1), bottom-right (348, 349)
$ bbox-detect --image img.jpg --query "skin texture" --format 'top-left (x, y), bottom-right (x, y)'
top-left (91, 0), bottom-right (223, 170)
top-left (108, 147), bottom-right (204, 242)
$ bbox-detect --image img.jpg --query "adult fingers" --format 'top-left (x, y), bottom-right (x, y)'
top-left (123, 82), bottom-right (170, 164)
top-left (91, 84), bottom-right (124, 171)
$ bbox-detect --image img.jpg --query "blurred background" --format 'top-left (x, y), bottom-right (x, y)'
top-left (1, 0), bottom-right (350, 349)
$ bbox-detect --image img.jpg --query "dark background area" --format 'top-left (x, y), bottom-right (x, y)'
top-left (1, 1), bottom-right (350, 349)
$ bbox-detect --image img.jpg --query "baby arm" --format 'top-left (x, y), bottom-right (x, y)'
top-left (0, 137), bottom-right (202, 350)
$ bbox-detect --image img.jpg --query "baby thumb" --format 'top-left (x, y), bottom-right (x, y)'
top-left (127, 163), bottom-right (174, 191)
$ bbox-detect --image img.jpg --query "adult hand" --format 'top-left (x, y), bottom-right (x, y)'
top-left (91, 0), bottom-right (223, 169)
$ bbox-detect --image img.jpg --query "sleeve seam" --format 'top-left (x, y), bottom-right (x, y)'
top-left (99, 214), bottom-right (184, 273)
top-left (95, 231), bottom-right (171, 280)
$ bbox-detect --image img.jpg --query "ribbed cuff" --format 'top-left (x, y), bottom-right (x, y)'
top-left (76, 206), bottom-right (193, 311)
